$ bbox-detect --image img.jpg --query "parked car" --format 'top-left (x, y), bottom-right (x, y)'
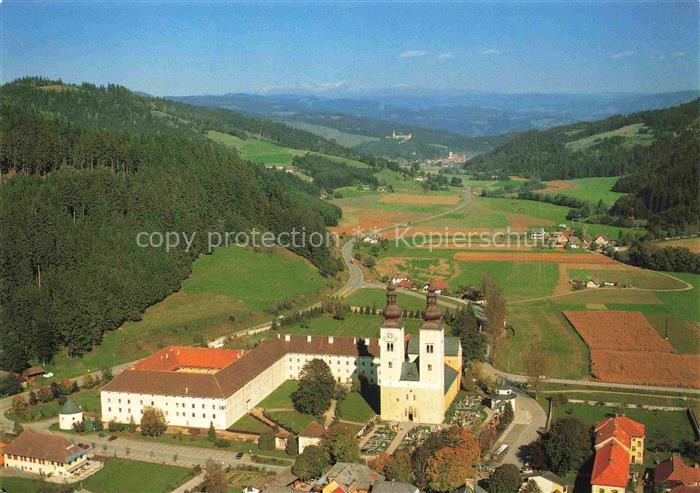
top-left (108, 435), bottom-right (118, 441)
top-left (42, 372), bottom-right (55, 378)
top-left (236, 452), bottom-right (244, 459)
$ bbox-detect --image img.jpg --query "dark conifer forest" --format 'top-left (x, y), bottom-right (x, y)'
top-left (0, 77), bottom-right (355, 371)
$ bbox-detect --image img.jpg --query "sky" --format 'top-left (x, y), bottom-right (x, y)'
top-left (1, 1), bottom-right (698, 96)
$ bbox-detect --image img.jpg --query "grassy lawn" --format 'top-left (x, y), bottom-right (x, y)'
top-left (267, 410), bottom-right (316, 434)
top-left (280, 313), bottom-right (423, 338)
top-left (542, 177), bottom-right (626, 206)
top-left (209, 131), bottom-right (305, 164)
top-left (496, 301), bottom-right (590, 379)
top-left (344, 288), bottom-right (427, 312)
top-left (0, 477), bottom-right (49, 493)
top-left (653, 237), bottom-right (700, 253)
top-left (83, 458), bottom-right (193, 493)
top-left (258, 380), bottom-right (298, 409)
top-left (7, 388), bottom-right (101, 422)
top-left (229, 414), bottom-right (275, 434)
top-left (336, 391), bottom-right (376, 423)
top-left (285, 121), bottom-right (379, 147)
top-left (450, 261), bottom-right (558, 301)
top-left (540, 389), bottom-right (700, 411)
top-left (41, 246), bottom-right (333, 379)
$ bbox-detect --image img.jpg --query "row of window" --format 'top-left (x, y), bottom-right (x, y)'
top-left (107, 398), bottom-right (224, 411)
top-left (107, 407), bottom-right (217, 421)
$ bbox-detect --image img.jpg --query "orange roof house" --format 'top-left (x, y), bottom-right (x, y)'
top-left (591, 417), bottom-right (645, 493)
top-left (591, 442), bottom-right (632, 489)
top-left (655, 456), bottom-right (700, 492)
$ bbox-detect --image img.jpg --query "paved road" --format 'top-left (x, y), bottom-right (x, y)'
top-left (483, 362), bottom-right (700, 395)
top-left (493, 392), bottom-right (547, 466)
top-left (29, 420), bottom-right (286, 473)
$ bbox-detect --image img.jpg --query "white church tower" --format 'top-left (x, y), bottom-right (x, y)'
top-left (418, 284), bottom-right (445, 392)
top-left (379, 281), bottom-right (404, 384)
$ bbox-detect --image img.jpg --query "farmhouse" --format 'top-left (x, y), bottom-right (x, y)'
top-left (423, 279), bottom-right (449, 295)
top-left (3, 428), bottom-right (89, 479)
top-left (101, 284), bottom-right (462, 429)
top-left (655, 456), bottom-right (700, 492)
top-left (530, 228), bottom-right (546, 240)
top-left (590, 416), bottom-right (645, 493)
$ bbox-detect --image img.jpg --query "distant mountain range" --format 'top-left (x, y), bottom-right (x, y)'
top-left (170, 89), bottom-right (699, 138)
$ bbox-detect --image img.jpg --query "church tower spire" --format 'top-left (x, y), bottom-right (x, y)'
top-left (421, 283), bottom-right (444, 330)
top-left (379, 279), bottom-right (404, 384)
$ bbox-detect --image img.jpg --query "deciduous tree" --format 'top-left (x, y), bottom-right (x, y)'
top-left (544, 417), bottom-right (591, 475)
top-left (140, 406), bottom-right (167, 437)
top-left (292, 359), bottom-right (336, 416)
top-left (292, 445), bottom-right (329, 481)
top-left (490, 464), bottom-right (522, 493)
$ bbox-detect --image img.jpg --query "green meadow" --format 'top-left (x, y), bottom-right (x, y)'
top-left (450, 261), bottom-right (559, 300)
top-left (543, 176), bottom-right (626, 206)
top-left (83, 459), bottom-right (193, 493)
top-left (43, 246), bottom-right (334, 379)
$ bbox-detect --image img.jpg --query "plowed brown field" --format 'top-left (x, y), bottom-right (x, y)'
top-left (563, 310), bottom-right (673, 352)
top-left (564, 310), bottom-right (699, 388)
top-left (379, 194), bottom-right (460, 205)
top-left (453, 252), bottom-right (617, 263)
top-left (591, 350), bottom-right (700, 389)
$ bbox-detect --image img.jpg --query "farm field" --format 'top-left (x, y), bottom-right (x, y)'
top-left (495, 301), bottom-right (591, 379)
top-left (83, 458), bottom-right (193, 493)
top-left (43, 246), bottom-right (334, 379)
top-left (564, 123), bottom-right (654, 151)
top-left (284, 120), bottom-right (379, 147)
top-left (654, 237), bottom-right (700, 253)
top-left (567, 267), bottom-right (687, 290)
top-left (449, 261), bottom-right (559, 300)
top-left (540, 176), bottom-right (626, 206)
top-left (209, 130), bottom-right (305, 164)
top-left (563, 310), bottom-right (674, 352)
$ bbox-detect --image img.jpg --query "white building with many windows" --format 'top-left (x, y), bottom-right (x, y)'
top-left (101, 284), bottom-right (461, 429)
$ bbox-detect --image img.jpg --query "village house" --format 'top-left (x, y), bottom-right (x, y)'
top-left (322, 462), bottom-right (384, 493)
top-left (460, 287), bottom-right (486, 305)
top-left (298, 421), bottom-right (326, 453)
top-left (590, 416), bottom-right (646, 493)
top-left (490, 379), bottom-right (517, 415)
top-left (594, 235), bottom-right (611, 249)
top-left (530, 228), bottom-right (546, 241)
top-left (20, 366), bottom-right (45, 382)
top-left (362, 233), bottom-right (380, 245)
top-left (654, 456), bottom-right (700, 493)
top-left (422, 279), bottom-right (449, 295)
top-left (3, 428), bottom-right (90, 479)
top-left (397, 279), bottom-right (416, 290)
top-left (526, 471), bottom-right (569, 493)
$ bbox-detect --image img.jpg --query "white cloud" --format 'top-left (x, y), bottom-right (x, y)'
top-left (611, 51), bottom-right (635, 59)
top-left (400, 50), bottom-right (428, 58)
top-left (437, 52), bottom-right (455, 60)
top-left (481, 49), bottom-right (502, 56)
top-left (672, 51), bottom-right (686, 58)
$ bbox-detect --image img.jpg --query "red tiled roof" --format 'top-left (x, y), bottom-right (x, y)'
top-left (591, 442), bottom-right (631, 488)
top-left (300, 421), bottom-right (326, 438)
top-left (398, 279), bottom-right (415, 288)
top-left (430, 279), bottom-right (449, 290)
top-left (670, 486), bottom-right (700, 493)
top-left (4, 429), bottom-right (84, 464)
top-left (655, 456), bottom-right (700, 487)
top-left (103, 335), bottom-right (380, 399)
top-left (132, 346), bottom-right (244, 371)
top-left (595, 416), bottom-right (645, 448)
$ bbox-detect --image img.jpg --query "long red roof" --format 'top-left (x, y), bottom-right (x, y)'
top-left (103, 335), bottom-right (380, 399)
top-left (591, 442), bottom-right (631, 488)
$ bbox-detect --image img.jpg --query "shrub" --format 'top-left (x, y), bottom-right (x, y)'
top-left (214, 438), bottom-right (230, 448)
top-left (259, 431), bottom-right (276, 451)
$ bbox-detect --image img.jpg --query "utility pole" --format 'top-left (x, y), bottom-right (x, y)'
top-left (664, 308), bottom-right (669, 340)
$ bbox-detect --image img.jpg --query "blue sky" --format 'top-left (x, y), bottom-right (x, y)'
top-left (2, 1), bottom-right (698, 96)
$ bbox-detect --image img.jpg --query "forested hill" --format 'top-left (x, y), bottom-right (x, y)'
top-left (1, 76), bottom-right (399, 172)
top-left (0, 77), bottom-right (346, 372)
top-left (469, 98), bottom-right (699, 180)
top-left (471, 99), bottom-right (700, 233)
